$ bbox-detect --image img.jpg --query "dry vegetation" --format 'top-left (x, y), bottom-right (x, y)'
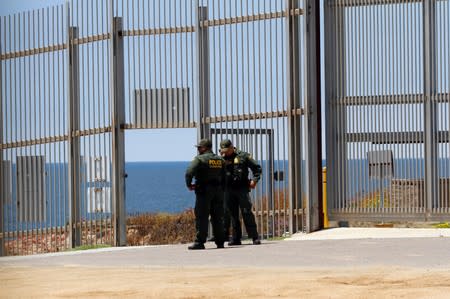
top-left (6, 191), bottom-right (293, 255)
top-left (126, 209), bottom-right (196, 246)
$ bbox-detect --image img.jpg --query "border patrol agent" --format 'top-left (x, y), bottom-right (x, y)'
top-left (185, 139), bottom-right (226, 250)
top-left (220, 139), bottom-right (262, 245)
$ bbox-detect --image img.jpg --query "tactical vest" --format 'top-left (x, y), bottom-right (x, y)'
top-left (195, 152), bottom-right (224, 186)
top-left (224, 150), bottom-right (250, 188)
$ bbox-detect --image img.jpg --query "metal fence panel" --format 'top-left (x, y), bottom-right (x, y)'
top-left (325, 0), bottom-right (450, 221)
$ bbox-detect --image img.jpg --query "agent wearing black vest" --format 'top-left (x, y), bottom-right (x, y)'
top-left (185, 139), bottom-right (226, 250)
top-left (220, 139), bottom-right (262, 246)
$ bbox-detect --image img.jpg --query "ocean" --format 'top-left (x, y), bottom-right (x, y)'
top-left (126, 161), bottom-right (195, 214)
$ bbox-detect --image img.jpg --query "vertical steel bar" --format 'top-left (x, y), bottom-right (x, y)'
top-left (63, 1), bottom-right (69, 251)
top-left (3, 16), bottom-right (10, 256)
top-left (38, 8), bottom-right (44, 250)
top-left (267, 0), bottom-right (274, 237)
top-left (162, 1), bottom-right (168, 127)
top-left (102, 0), bottom-right (110, 244)
top-left (218, 0), bottom-right (225, 141)
top-left (146, 0), bottom-right (151, 129)
top-left (191, 1), bottom-right (197, 127)
top-left (111, 16), bottom-right (126, 246)
top-left (55, 5), bottom-right (61, 251)
top-left (210, 0), bottom-right (216, 140)
top-left (274, 0), bottom-right (282, 236)
top-left (13, 13), bottom-right (20, 253)
top-left (0, 14), bottom-right (4, 257)
top-left (168, 0), bottom-right (173, 128)
top-left (50, 5), bottom-right (56, 252)
top-left (227, 0), bottom-right (232, 143)
top-left (24, 11), bottom-right (30, 253)
top-left (423, 0), bottom-right (438, 218)
top-left (68, 23), bottom-right (81, 247)
top-left (143, 0), bottom-right (148, 128)
top-left (98, 0), bottom-right (103, 243)
top-left (286, 0), bottom-right (302, 233)
top-left (257, 0), bottom-right (263, 235)
top-left (445, 1), bottom-right (450, 212)
top-left (340, 1), bottom-right (347, 214)
top-left (224, 1), bottom-right (230, 146)
top-left (91, 0), bottom-right (96, 244)
top-left (396, 2), bottom-right (401, 214)
top-left (26, 11), bottom-right (32, 254)
top-left (416, 2), bottom-right (422, 212)
top-left (360, 0), bottom-right (366, 213)
top-left (48, 5), bottom-right (54, 250)
top-left (157, 2), bottom-right (163, 128)
top-left (197, 6), bottom-right (210, 140)
top-left (182, 0), bottom-right (188, 128)
top-left (261, 0), bottom-right (268, 238)
top-left (334, 0), bottom-right (341, 213)
top-left (131, 0), bottom-right (137, 127)
top-left (80, 0), bottom-right (87, 246)
top-left (324, 0), bottom-right (336, 215)
top-left (281, 1), bottom-right (288, 235)
top-left (395, 2), bottom-right (400, 214)
top-left (340, 0), bottom-right (346, 214)
top-left (437, 0), bottom-right (443, 213)
top-left (127, 0), bottom-right (132, 127)
top-left (23, 11), bottom-right (30, 253)
top-left (304, 0), bottom-right (322, 231)
top-left (407, 0), bottom-right (414, 214)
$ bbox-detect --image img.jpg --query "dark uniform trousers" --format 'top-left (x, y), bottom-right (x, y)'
top-left (194, 185), bottom-right (225, 245)
top-left (224, 187), bottom-right (258, 241)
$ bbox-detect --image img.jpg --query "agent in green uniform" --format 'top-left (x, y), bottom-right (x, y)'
top-left (185, 139), bottom-right (226, 250)
top-left (220, 139), bottom-right (262, 246)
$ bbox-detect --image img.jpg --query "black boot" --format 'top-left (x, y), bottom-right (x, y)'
top-left (228, 239), bottom-right (242, 246)
top-left (188, 242), bottom-right (205, 250)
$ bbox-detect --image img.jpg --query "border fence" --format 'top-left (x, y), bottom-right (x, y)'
top-left (324, 0), bottom-right (450, 221)
top-left (0, 0), bottom-right (449, 256)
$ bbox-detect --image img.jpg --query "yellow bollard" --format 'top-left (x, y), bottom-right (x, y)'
top-left (322, 167), bottom-right (328, 228)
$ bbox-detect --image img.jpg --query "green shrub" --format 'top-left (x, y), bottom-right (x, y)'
top-left (434, 222), bottom-right (450, 228)
top-left (72, 244), bottom-right (111, 251)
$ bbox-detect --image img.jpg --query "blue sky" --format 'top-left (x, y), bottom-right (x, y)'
top-left (1, 0), bottom-right (199, 162)
top-left (0, 0), bottom-right (65, 16)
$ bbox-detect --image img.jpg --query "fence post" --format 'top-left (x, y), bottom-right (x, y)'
top-left (286, 0), bottom-right (302, 234)
top-left (0, 29), bottom-right (4, 256)
top-left (197, 6), bottom-right (210, 140)
top-left (68, 26), bottom-right (81, 248)
top-left (423, 0), bottom-right (438, 218)
top-left (111, 17), bottom-right (126, 246)
top-left (304, 0), bottom-right (322, 232)
top-left (323, 1), bottom-right (347, 218)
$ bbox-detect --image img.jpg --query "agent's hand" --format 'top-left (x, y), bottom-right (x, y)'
top-left (249, 180), bottom-right (257, 189)
top-left (188, 184), bottom-right (196, 191)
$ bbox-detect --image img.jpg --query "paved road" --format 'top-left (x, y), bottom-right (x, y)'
top-left (1, 228), bottom-right (450, 269)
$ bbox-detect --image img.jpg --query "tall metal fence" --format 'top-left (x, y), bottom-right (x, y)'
top-left (1, 0), bottom-right (448, 256)
top-left (0, 0), bottom-right (323, 256)
top-left (324, 0), bottom-right (450, 221)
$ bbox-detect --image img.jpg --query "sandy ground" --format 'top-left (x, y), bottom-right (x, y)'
top-left (1, 266), bottom-right (450, 298)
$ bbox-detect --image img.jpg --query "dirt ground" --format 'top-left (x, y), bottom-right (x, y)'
top-left (1, 266), bottom-right (450, 298)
